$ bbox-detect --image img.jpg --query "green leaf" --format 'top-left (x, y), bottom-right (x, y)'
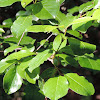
top-left (11, 15), bottom-right (32, 38)
top-left (32, 0), bottom-right (64, 19)
top-left (4, 36), bottom-right (35, 45)
top-left (93, 8), bottom-right (100, 21)
top-left (0, 0), bottom-right (21, 7)
top-left (67, 6), bottom-right (79, 14)
top-left (28, 49), bottom-right (52, 72)
top-left (53, 35), bottom-right (62, 51)
top-left (70, 17), bottom-right (95, 27)
top-left (94, 0), bottom-right (100, 9)
top-left (25, 67), bottom-right (40, 84)
top-left (64, 73), bottom-right (95, 96)
top-left (24, 84), bottom-right (45, 100)
top-left (26, 25), bottom-right (58, 33)
top-left (67, 30), bottom-right (82, 39)
top-left (4, 44), bottom-right (20, 56)
top-left (79, 1), bottom-right (94, 13)
top-left (56, 54), bottom-right (78, 67)
top-left (43, 76), bottom-right (68, 100)
top-left (72, 21), bottom-right (92, 33)
top-left (3, 66), bottom-right (22, 94)
top-left (0, 59), bottom-right (15, 74)
top-left (5, 49), bottom-right (35, 61)
top-left (59, 14), bottom-right (76, 32)
top-left (59, 45), bottom-right (74, 56)
top-left (68, 38), bottom-right (96, 55)
top-left (0, 28), bottom-right (5, 33)
top-left (21, 0), bottom-right (32, 8)
top-left (2, 18), bottom-right (13, 28)
top-left (78, 55), bottom-right (100, 71)
top-left (41, 67), bottom-right (56, 79)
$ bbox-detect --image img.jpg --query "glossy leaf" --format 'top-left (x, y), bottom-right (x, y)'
top-left (21, 0), bottom-right (32, 8)
top-left (64, 73), bottom-right (95, 96)
top-left (0, 59), bottom-right (15, 74)
top-left (5, 49), bottom-right (35, 61)
top-left (3, 66), bottom-right (22, 94)
top-left (78, 55), bottom-right (100, 70)
top-left (68, 38), bottom-right (96, 55)
top-left (53, 35), bottom-right (62, 51)
top-left (11, 15), bottom-right (32, 38)
top-left (32, 0), bottom-right (64, 19)
top-left (0, 0), bottom-right (21, 7)
top-left (28, 49), bottom-right (52, 72)
top-left (43, 76), bottom-right (69, 100)
top-left (0, 28), bottom-right (5, 33)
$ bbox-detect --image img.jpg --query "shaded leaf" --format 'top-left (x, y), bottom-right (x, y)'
top-left (68, 38), bottom-right (96, 55)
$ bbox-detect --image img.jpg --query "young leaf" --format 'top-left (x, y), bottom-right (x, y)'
top-left (64, 73), bottom-right (95, 96)
top-left (53, 35), bottom-right (62, 51)
top-left (28, 49), bottom-right (52, 72)
top-left (32, 0), bottom-right (64, 19)
top-left (3, 66), bottom-right (22, 94)
top-left (11, 15), bottom-right (32, 38)
top-left (68, 37), bottom-right (96, 55)
top-left (43, 76), bottom-right (69, 100)
top-left (0, 0), bottom-right (21, 7)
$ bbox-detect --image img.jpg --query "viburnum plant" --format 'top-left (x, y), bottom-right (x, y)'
top-left (0, 0), bottom-right (100, 100)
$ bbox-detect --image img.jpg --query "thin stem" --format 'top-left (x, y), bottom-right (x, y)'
top-left (36, 33), bottom-right (53, 51)
top-left (17, 32), bottom-right (25, 46)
